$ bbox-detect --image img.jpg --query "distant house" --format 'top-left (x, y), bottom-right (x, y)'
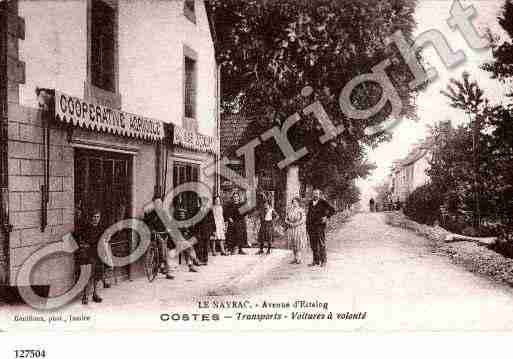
top-left (219, 113), bottom-right (254, 200)
top-left (219, 113), bottom-right (284, 209)
top-left (390, 139), bottom-right (433, 203)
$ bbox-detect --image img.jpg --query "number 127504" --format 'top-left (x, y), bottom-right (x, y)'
top-left (14, 350), bottom-right (46, 358)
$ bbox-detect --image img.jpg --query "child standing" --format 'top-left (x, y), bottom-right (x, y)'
top-left (257, 201), bottom-right (279, 255)
top-left (212, 196), bottom-right (228, 256)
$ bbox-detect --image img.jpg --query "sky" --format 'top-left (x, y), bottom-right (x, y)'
top-left (357, 0), bottom-right (509, 206)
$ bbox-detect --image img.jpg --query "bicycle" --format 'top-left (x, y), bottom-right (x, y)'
top-left (144, 231), bottom-right (168, 282)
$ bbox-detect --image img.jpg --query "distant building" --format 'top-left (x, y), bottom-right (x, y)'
top-left (390, 139), bottom-right (433, 203)
top-left (219, 113), bottom-right (285, 211)
top-left (219, 111), bottom-right (307, 216)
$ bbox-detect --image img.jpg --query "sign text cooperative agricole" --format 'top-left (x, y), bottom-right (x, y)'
top-left (55, 91), bottom-right (164, 141)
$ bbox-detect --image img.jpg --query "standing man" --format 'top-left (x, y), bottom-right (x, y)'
top-left (192, 196), bottom-right (215, 265)
top-left (369, 198), bottom-right (375, 212)
top-left (306, 189), bottom-right (335, 267)
top-left (225, 192), bottom-right (248, 255)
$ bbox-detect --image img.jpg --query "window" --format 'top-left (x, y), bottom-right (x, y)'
top-left (91, 0), bottom-right (117, 92)
top-left (173, 162), bottom-right (200, 219)
top-left (184, 0), bottom-right (196, 23)
top-left (184, 56), bottom-right (197, 120)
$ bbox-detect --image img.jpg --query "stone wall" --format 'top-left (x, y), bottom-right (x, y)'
top-left (7, 103), bottom-right (75, 296)
top-left (1, 0), bottom-right (26, 286)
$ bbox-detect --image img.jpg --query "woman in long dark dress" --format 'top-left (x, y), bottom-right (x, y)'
top-left (225, 192), bottom-right (248, 255)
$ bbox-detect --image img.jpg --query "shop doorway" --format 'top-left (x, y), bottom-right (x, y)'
top-left (74, 148), bottom-right (132, 280)
top-left (173, 161), bottom-right (200, 219)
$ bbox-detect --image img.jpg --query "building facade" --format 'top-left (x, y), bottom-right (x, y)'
top-left (219, 113), bottom-right (297, 214)
top-left (0, 0), bottom-right (218, 296)
top-left (390, 141), bottom-right (432, 203)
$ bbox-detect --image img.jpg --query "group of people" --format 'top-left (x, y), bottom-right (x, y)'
top-left (267, 189), bottom-right (335, 266)
top-left (141, 192), bottom-right (251, 281)
top-left (177, 188), bottom-right (335, 268)
top-left (369, 196), bottom-right (402, 212)
top-left (75, 188), bottom-right (336, 305)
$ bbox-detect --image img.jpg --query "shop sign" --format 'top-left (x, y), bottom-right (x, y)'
top-left (55, 91), bottom-right (164, 141)
top-left (173, 126), bottom-right (217, 154)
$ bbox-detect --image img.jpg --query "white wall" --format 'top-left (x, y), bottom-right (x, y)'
top-left (18, 0), bottom-right (217, 137)
top-left (19, 1), bottom-right (88, 108)
top-left (412, 152), bottom-right (431, 190)
top-left (118, 0), bottom-right (217, 137)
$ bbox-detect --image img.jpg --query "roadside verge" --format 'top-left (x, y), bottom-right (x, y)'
top-left (385, 211), bottom-right (513, 287)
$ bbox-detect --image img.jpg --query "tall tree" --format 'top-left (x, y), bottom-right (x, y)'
top-left (481, 0), bottom-right (513, 95)
top-left (441, 71), bottom-right (486, 228)
top-left (422, 0), bottom-right (513, 235)
top-left (481, 0), bottom-right (513, 230)
top-left (208, 0), bottom-right (419, 193)
top-left (427, 116), bottom-right (513, 230)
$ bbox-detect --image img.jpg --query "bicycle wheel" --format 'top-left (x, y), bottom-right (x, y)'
top-left (144, 242), bottom-right (158, 282)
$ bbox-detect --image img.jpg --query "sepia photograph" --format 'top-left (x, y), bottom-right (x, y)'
top-left (1, 0), bottom-right (513, 349)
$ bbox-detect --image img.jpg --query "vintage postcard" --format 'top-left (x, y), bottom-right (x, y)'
top-left (1, 0), bottom-right (513, 346)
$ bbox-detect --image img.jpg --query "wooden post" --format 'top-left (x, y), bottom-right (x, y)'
top-left (285, 165), bottom-right (300, 208)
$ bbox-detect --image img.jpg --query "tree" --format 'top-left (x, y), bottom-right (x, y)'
top-left (484, 106), bottom-right (513, 227)
top-left (208, 0), bottom-right (419, 199)
top-left (481, 0), bottom-right (513, 95)
top-left (424, 0), bottom-right (513, 237)
top-left (209, 0), bottom-right (418, 118)
top-left (481, 0), bottom-right (513, 231)
top-left (331, 182), bottom-right (361, 210)
top-left (427, 123), bottom-right (475, 219)
top-left (441, 71), bottom-right (486, 228)
top-left (427, 114), bottom-right (513, 233)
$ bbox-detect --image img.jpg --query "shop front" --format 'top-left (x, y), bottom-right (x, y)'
top-left (167, 125), bottom-right (218, 218)
top-left (3, 89), bottom-right (216, 297)
top-left (74, 148), bottom-right (132, 280)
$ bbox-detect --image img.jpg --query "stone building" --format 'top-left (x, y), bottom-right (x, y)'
top-left (220, 112), bottom-right (304, 246)
top-left (390, 139), bottom-right (433, 203)
top-left (219, 113), bottom-right (299, 214)
top-left (0, 0), bottom-right (219, 298)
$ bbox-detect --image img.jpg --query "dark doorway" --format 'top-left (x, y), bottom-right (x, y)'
top-left (74, 148), bottom-right (132, 280)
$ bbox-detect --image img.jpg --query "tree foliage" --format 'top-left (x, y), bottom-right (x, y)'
top-left (208, 0), bottom-right (419, 202)
top-left (328, 181), bottom-right (361, 210)
top-left (210, 0), bottom-right (418, 116)
top-left (402, 0), bottom-right (513, 237)
top-left (427, 112), bottom-right (513, 233)
top-left (481, 0), bottom-right (513, 94)
top-left (441, 71), bottom-right (485, 114)
top-left (404, 183), bottom-right (443, 225)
